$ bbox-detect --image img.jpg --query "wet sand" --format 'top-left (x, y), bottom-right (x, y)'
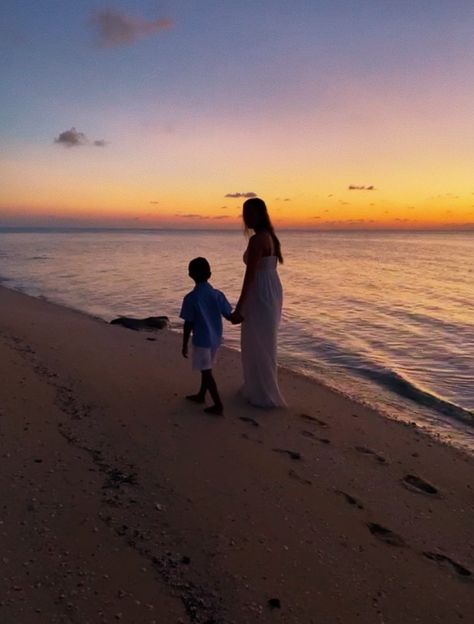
top-left (0, 284), bottom-right (473, 623)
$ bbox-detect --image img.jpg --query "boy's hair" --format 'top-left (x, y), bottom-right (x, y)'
top-left (188, 257), bottom-right (211, 282)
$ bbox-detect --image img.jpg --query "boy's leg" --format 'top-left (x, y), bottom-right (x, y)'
top-left (186, 371), bottom-right (206, 403)
top-left (202, 369), bottom-right (223, 415)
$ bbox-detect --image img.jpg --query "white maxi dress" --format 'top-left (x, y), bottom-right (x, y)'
top-left (241, 253), bottom-right (286, 407)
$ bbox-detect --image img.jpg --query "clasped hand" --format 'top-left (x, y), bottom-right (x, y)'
top-left (229, 310), bottom-right (244, 325)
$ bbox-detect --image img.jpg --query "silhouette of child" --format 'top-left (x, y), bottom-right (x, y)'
top-left (180, 257), bottom-right (233, 415)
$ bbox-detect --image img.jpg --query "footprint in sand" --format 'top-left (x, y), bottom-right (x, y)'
top-left (288, 469), bottom-right (312, 485)
top-left (241, 433), bottom-right (263, 444)
top-left (272, 448), bottom-right (302, 461)
top-left (301, 430), bottom-right (331, 444)
top-left (367, 523), bottom-right (406, 547)
top-left (335, 490), bottom-right (364, 510)
top-left (402, 474), bottom-right (438, 496)
top-left (423, 552), bottom-right (471, 578)
top-left (299, 413), bottom-right (329, 428)
top-left (355, 446), bottom-right (386, 464)
top-left (239, 416), bottom-right (259, 427)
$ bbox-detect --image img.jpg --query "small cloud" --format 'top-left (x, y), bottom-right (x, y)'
top-left (54, 128), bottom-right (87, 147)
top-left (224, 192), bottom-right (257, 199)
top-left (284, 198), bottom-right (291, 202)
top-left (54, 127), bottom-right (106, 148)
top-left (220, 206), bottom-right (228, 209)
top-left (90, 9), bottom-right (173, 47)
top-left (174, 213), bottom-right (231, 221)
top-left (348, 185), bottom-right (376, 191)
top-left (327, 194), bottom-right (333, 197)
top-left (175, 213), bottom-right (206, 219)
top-left (149, 201), bottom-right (159, 205)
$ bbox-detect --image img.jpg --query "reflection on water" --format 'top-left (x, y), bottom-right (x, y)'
top-left (1, 229), bottom-right (473, 449)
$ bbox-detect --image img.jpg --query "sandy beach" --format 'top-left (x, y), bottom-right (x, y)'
top-left (0, 283), bottom-right (473, 624)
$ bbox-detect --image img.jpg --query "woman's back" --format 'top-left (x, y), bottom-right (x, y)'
top-left (237, 196), bottom-right (286, 407)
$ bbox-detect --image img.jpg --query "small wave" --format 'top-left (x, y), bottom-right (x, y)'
top-left (28, 255), bottom-right (51, 260)
top-left (391, 308), bottom-right (472, 334)
top-left (355, 365), bottom-right (474, 426)
top-left (282, 323), bottom-right (474, 429)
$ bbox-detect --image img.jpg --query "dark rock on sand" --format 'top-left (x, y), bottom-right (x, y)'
top-left (110, 316), bottom-right (169, 331)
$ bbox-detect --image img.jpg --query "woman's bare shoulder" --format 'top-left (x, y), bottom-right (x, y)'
top-left (247, 233), bottom-right (260, 248)
top-left (250, 231), bottom-right (273, 255)
top-left (246, 233), bottom-right (267, 259)
top-left (250, 231), bottom-right (271, 245)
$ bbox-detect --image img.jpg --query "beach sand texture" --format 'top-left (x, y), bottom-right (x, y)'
top-left (0, 284), bottom-right (473, 623)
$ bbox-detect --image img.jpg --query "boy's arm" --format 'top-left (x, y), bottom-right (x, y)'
top-left (182, 321), bottom-right (193, 358)
top-left (180, 294), bottom-right (194, 358)
top-left (223, 306), bottom-right (233, 322)
top-left (220, 292), bottom-right (234, 322)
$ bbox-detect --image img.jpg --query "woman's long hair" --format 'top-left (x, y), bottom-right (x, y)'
top-left (242, 197), bottom-right (283, 264)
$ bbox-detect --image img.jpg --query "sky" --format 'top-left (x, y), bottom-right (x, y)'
top-left (1, 0), bottom-right (473, 229)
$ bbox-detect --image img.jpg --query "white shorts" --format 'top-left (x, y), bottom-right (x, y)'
top-left (192, 346), bottom-right (218, 371)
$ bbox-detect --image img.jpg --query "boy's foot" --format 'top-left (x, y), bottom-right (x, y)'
top-left (204, 404), bottom-right (224, 416)
top-left (186, 394), bottom-right (205, 404)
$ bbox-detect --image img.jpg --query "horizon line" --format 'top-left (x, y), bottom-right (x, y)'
top-left (1, 226), bottom-right (473, 234)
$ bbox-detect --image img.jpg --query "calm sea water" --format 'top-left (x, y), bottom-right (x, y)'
top-left (1, 228), bottom-right (473, 449)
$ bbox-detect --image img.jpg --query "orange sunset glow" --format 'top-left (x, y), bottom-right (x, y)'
top-left (1, 3), bottom-right (473, 229)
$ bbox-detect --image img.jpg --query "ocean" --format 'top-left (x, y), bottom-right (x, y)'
top-left (1, 228), bottom-right (473, 450)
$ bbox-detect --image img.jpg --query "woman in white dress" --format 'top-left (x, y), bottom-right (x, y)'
top-left (231, 198), bottom-right (286, 407)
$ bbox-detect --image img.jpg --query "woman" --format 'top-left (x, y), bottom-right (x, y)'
top-left (232, 198), bottom-right (286, 407)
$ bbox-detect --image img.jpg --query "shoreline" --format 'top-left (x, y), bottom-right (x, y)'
top-left (2, 280), bottom-right (473, 454)
top-left (1, 284), bottom-right (473, 622)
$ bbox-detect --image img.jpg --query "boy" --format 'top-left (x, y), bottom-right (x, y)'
top-left (180, 257), bottom-right (233, 415)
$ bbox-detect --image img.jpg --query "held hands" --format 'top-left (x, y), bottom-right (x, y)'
top-left (229, 310), bottom-right (244, 325)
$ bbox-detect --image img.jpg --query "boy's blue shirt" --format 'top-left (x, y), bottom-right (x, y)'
top-left (180, 282), bottom-right (232, 349)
